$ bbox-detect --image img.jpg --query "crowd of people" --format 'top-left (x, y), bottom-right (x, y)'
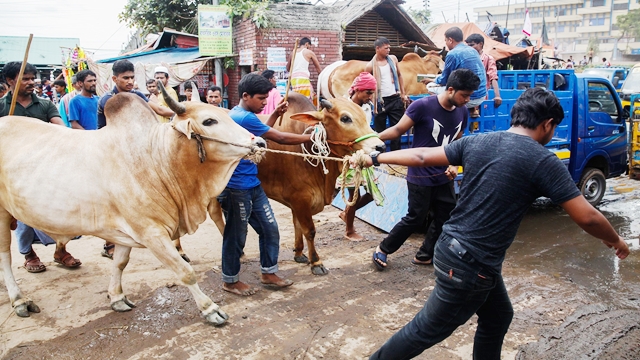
top-left (0, 28), bottom-right (631, 360)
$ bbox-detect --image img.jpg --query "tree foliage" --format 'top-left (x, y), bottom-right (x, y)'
top-left (616, 9), bottom-right (640, 40)
top-left (406, 7), bottom-right (431, 31)
top-left (119, 0), bottom-right (278, 35)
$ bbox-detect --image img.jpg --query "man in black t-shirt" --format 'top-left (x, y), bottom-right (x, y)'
top-left (357, 88), bottom-right (630, 360)
top-left (372, 69), bottom-right (478, 271)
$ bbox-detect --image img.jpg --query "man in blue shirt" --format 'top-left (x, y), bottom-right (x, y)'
top-left (423, 27), bottom-right (486, 117)
top-left (68, 70), bottom-right (99, 130)
top-left (219, 73), bottom-right (311, 296)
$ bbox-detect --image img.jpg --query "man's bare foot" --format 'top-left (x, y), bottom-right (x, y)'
top-left (344, 231), bottom-right (366, 241)
top-left (223, 281), bottom-right (257, 296)
top-left (338, 211), bottom-right (346, 223)
top-left (261, 273), bottom-right (294, 288)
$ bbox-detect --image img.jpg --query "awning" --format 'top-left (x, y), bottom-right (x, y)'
top-left (89, 47), bottom-right (220, 96)
top-left (96, 47), bottom-right (209, 64)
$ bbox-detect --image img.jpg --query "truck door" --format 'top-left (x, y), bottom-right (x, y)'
top-left (584, 81), bottom-right (627, 176)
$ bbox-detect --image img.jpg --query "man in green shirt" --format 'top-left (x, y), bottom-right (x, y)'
top-left (0, 61), bottom-right (81, 272)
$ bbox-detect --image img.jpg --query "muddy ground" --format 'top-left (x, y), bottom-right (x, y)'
top-left (1, 176), bottom-right (639, 359)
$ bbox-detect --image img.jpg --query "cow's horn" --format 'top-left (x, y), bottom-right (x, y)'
top-left (320, 99), bottom-right (333, 110)
top-left (157, 80), bottom-right (186, 115)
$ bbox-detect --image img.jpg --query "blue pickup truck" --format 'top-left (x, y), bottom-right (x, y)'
top-left (581, 67), bottom-right (628, 92)
top-left (464, 69), bottom-right (628, 205)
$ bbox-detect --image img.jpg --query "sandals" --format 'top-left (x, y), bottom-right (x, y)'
top-left (411, 258), bottom-right (433, 266)
top-left (54, 251), bottom-right (82, 268)
top-left (24, 252), bottom-right (46, 273)
top-left (101, 244), bottom-right (115, 259)
top-left (372, 248), bottom-right (388, 271)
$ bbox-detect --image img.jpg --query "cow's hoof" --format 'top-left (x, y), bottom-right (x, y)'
top-left (27, 301), bottom-right (40, 313)
top-left (15, 303), bottom-right (30, 317)
top-left (294, 255), bottom-right (309, 264)
top-left (205, 309), bottom-right (229, 326)
top-left (111, 297), bottom-right (135, 312)
top-left (180, 253), bottom-right (191, 263)
top-left (311, 264), bottom-right (329, 275)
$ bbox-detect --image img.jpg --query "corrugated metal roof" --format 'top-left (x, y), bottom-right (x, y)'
top-left (0, 36), bottom-right (80, 65)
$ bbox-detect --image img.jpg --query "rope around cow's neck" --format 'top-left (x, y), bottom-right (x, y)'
top-left (193, 132), bottom-right (366, 207)
top-left (301, 124), bottom-right (331, 175)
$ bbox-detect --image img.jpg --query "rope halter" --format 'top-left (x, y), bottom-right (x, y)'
top-left (301, 123), bottom-right (379, 174)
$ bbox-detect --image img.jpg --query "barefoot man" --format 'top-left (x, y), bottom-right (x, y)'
top-left (219, 73), bottom-right (312, 296)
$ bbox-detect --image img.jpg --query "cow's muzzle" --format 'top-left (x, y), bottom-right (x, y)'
top-left (253, 136), bottom-right (267, 148)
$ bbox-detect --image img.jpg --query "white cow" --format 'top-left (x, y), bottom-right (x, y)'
top-left (0, 88), bottom-right (265, 325)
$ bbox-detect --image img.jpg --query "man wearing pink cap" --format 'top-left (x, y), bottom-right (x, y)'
top-left (337, 72), bottom-right (382, 241)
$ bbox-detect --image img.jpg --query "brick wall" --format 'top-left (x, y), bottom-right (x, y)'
top-left (227, 20), bottom-right (341, 107)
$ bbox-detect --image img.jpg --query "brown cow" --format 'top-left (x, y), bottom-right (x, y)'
top-left (175, 93), bottom-right (385, 275)
top-left (318, 53), bottom-right (443, 99)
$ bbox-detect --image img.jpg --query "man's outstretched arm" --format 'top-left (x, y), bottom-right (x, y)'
top-left (353, 146), bottom-right (450, 168)
top-left (561, 195), bottom-right (629, 259)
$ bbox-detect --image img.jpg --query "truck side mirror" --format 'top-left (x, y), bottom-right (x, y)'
top-left (612, 76), bottom-right (620, 87)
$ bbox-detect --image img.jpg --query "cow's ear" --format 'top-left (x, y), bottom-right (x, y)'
top-left (173, 118), bottom-right (194, 139)
top-left (290, 111), bottom-right (323, 125)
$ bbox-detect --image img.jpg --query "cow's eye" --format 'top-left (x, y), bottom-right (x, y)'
top-left (340, 115), bottom-right (352, 123)
top-left (203, 118), bottom-right (218, 126)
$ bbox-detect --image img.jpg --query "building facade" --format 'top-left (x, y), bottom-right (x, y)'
top-left (474, 0), bottom-right (640, 62)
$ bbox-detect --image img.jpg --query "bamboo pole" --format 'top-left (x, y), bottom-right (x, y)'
top-left (9, 34), bottom-right (34, 116)
top-left (279, 38), bottom-right (299, 126)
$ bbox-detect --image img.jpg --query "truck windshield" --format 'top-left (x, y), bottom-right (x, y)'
top-left (621, 68), bottom-right (640, 93)
top-left (583, 69), bottom-right (613, 80)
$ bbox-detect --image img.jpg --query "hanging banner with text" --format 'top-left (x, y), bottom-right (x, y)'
top-left (198, 5), bottom-right (232, 56)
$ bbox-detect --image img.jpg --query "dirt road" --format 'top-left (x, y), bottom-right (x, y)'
top-left (1, 177), bottom-right (639, 359)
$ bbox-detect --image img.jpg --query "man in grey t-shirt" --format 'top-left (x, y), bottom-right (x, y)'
top-left (357, 88), bottom-right (630, 360)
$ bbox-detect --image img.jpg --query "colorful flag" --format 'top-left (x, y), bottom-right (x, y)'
top-left (522, 10), bottom-right (532, 37)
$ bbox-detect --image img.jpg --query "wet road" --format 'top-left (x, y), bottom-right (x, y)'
top-left (509, 176), bottom-right (640, 308)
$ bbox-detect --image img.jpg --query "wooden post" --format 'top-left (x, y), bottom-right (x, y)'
top-left (9, 34), bottom-right (34, 116)
top-left (279, 38), bottom-right (299, 126)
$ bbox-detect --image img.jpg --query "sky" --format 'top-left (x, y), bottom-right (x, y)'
top-left (0, 0), bottom-right (517, 62)
top-left (0, 0), bottom-right (132, 60)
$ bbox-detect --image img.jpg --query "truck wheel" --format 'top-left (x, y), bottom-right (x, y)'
top-left (578, 168), bottom-right (606, 206)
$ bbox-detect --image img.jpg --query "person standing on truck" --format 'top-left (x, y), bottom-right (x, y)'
top-left (371, 69), bottom-right (478, 270)
top-left (588, 48), bottom-right (594, 64)
top-left (465, 34), bottom-right (502, 109)
top-left (354, 87), bottom-right (630, 360)
top-left (421, 27), bottom-right (486, 118)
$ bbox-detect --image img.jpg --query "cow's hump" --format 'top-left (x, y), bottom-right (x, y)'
top-left (401, 53), bottom-right (422, 62)
top-left (104, 92), bottom-right (158, 129)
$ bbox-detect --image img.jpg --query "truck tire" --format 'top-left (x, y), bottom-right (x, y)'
top-left (578, 168), bottom-right (606, 206)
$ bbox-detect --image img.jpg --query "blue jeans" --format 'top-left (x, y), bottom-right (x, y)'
top-left (370, 234), bottom-right (513, 360)
top-left (217, 185), bottom-right (280, 283)
top-left (15, 221), bottom-right (56, 255)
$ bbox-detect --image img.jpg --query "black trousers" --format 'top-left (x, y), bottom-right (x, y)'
top-left (374, 94), bottom-right (405, 151)
top-left (379, 181), bottom-right (457, 260)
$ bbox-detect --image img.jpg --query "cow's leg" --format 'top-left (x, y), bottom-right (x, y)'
top-left (207, 199), bottom-right (225, 235)
top-left (292, 209), bottom-right (328, 275)
top-left (142, 235), bottom-right (228, 325)
top-left (172, 238), bottom-right (190, 263)
top-left (108, 244), bottom-right (136, 311)
top-left (291, 213), bottom-right (308, 264)
top-left (0, 212), bottom-right (39, 317)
